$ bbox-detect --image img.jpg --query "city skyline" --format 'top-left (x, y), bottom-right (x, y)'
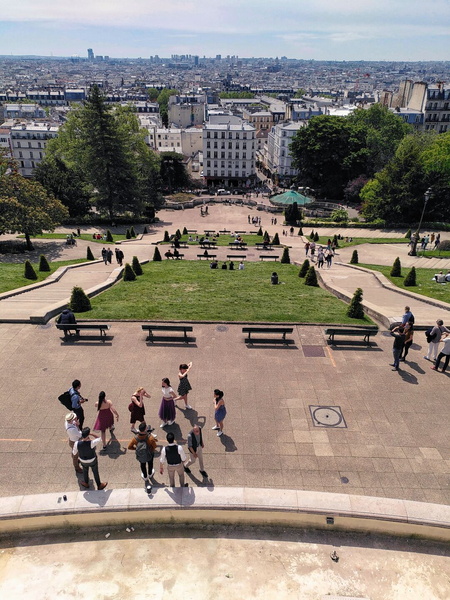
top-left (1, 0), bottom-right (449, 61)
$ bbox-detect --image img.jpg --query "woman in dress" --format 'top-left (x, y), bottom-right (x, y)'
top-left (130, 386), bottom-right (151, 433)
top-left (177, 362), bottom-right (193, 409)
top-left (159, 378), bottom-right (179, 428)
top-left (93, 391), bottom-right (119, 450)
top-left (212, 389), bottom-right (226, 437)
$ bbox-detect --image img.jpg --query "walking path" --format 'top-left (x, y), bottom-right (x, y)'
top-left (0, 204), bottom-right (449, 324)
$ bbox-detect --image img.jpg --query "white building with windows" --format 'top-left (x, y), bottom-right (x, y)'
top-left (266, 121), bottom-right (305, 185)
top-left (202, 117), bottom-right (256, 188)
top-left (10, 122), bottom-right (59, 177)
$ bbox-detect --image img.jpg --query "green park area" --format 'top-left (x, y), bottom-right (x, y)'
top-left (0, 259), bottom-right (86, 294)
top-left (360, 263), bottom-right (450, 303)
top-left (86, 261), bottom-right (372, 323)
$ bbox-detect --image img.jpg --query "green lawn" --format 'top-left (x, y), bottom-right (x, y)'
top-left (359, 264), bottom-right (450, 304)
top-left (0, 259), bottom-right (86, 294)
top-left (18, 233), bottom-right (127, 244)
top-left (86, 261), bottom-right (372, 324)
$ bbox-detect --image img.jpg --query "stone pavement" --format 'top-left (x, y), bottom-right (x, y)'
top-left (0, 320), bottom-right (448, 505)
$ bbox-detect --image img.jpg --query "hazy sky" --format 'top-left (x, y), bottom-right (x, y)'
top-left (1, 0), bottom-right (449, 60)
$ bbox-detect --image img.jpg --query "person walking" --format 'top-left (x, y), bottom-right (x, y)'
top-left (431, 332), bottom-right (450, 372)
top-left (159, 432), bottom-right (187, 487)
top-left (73, 427), bottom-right (107, 490)
top-left (212, 389), bottom-right (226, 436)
top-left (399, 322), bottom-right (414, 362)
top-left (64, 412), bottom-right (83, 474)
top-left (101, 247), bottom-right (108, 264)
top-left (390, 325), bottom-right (405, 371)
top-left (424, 319), bottom-right (450, 362)
top-left (129, 386), bottom-right (151, 433)
top-left (159, 378), bottom-right (179, 427)
top-left (317, 247), bottom-right (324, 268)
top-left (177, 362), bottom-right (193, 409)
top-left (401, 306), bottom-right (415, 326)
top-left (128, 422), bottom-right (158, 483)
top-left (93, 391), bottom-right (119, 450)
top-left (69, 379), bottom-right (87, 429)
top-left (107, 248), bottom-right (113, 264)
top-left (184, 425), bottom-right (208, 478)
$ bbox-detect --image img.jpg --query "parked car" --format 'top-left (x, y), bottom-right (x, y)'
top-left (217, 189), bottom-right (231, 195)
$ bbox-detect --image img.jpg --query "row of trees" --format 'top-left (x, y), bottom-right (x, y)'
top-left (35, 85), bottom-right (191, 220)
top-left (290, 104), bottom-right (450, 223)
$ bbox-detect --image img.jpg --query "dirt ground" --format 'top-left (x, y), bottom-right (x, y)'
top-left (0, 525), bottom-right (449, 600)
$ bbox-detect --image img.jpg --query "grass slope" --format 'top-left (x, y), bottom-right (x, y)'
top-left (359, 264), bottom-right (450, 304)
top-left (87, 261), bottom-right (371, 324)
top-left (0, 259), bottom-right (86, 294)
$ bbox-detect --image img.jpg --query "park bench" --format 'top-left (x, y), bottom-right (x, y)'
top-left (171, 242), bottom-right (188, 248)
top-left (186, 229), bottom-right (197, 234)
top-left (219, 229), bottom-right (231, 234)
top-left (56, 323), bottom-right (111, 342)
top-left (256, 243), bottom-right (273, 250)
top-left (204, 230), bottom-right (216, 236)
top-left (260, 255), bottom-right (280, 261)
top-left (142, 324), bottom-right (194, 344)
top-left (325, 327), bottom-right (378, 346)
top-left (228, 243), bottom-right (247, 249)
top-left (227, 255), bottom-right (246, 260)
top-left (199, 242), bottom-right (217, 249)
top-left (165, 253), bottom-right (184, 260)
top-left (234, 230), bottom-right (247, 234)
top-left (197, 254), bottom-right (217, 259)
top-left (242, 326), bottom-right (294, 345)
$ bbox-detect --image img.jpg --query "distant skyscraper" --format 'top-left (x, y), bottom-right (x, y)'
top-left (87, 48), bottom-right (94, 60)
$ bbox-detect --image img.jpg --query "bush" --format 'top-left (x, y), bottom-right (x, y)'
top-left (257, 227), bottom-right (263, 236)
top-left (164, 231), bottom-right (170, 242)
top-left (38, 254), bottom-right (51, 272)
top-left (183, 227), bottom-right (188, 235)
top-left (439, 240), bottom-right (450, 251)
top-left (0, 240), bottom-right (27, 254)
top-left (263, 230), bottom-right (270, 242)
top-left (123, 263), bottom-right (136, 281)
top-left (330, 208), bottom-right (349, 222)
top-left (350, 249), bottom-right (359, 264)
top-left (390, 257), bottom-right (402, 277)
top-left (333, 234), bottom-right (339, 248)
top-left (24, 260), bottom-right (38, 280)
top-left (310, 230), bottom-right (315, 240)
top-left (299, 259), bottom-right (310, 277)
top-left (175, 229), bottom-right (181, 239)
top-left (404, 266), bottom-right (417, 287)
top-left (314, 232), bottom-right (319, 242)
top-left (153, 247), bottom-right (162, 261)
top-left (347, 287), bottom-right (364, 319)
top-left (280, 247), bottom-right (290, 264)
top-left (130, 226), bottom-right (136, 238)
top-left (69, 286), bottom-right (91, 312)
top-left (405, 229), bottom-right (411, 239)
top-left (304, 266), bottom-right (318, 286)
top-left (272, 233), bottom-right (280, 245)
top-left (298, 227), bottom-right (303, 236)
top-left (132, 256), bottom-right (143, 275)
top-left (106, 230), bottom-right (114, 243)
top-left (86, 246), bottom-right (95, 261)
top-left (143, 226), bottom-right (148, 234)
top-left (126, 229), bottom-right (131, 239)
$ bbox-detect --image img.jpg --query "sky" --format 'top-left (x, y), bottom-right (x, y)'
top-left (1, 0), bottom-right (449, 61)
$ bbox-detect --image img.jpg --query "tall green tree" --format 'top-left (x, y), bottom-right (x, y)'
top-left (160, 151), bottom-right (191, 193)
top-left (0, 162), bottom-right (69, 250)
top-left (157, 88), bottom-right (179, 127)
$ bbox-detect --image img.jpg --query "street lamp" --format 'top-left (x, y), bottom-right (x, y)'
top-left (408, 187), bottom-right (431, 256)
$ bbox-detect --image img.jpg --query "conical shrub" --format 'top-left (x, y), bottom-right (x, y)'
top-left (106, 230), bottom-right (114, 242)
top-left (350, 249), bottom-right (359, 264)
top-left (123, 263), bottom-right (136, 281)
top-left (310, 230), bottom-right (315, 240)
top-left (143, 226), bottom-right (148, 234)
top-left (404, 266), bottom-right (417, 287)
top-left (272, 233), bottom-right (280, 245)
top-left (130, 226), bottom-right (136, 238)
top-left (347, 287), bottom-right (364, 319)
top-left (299, 259), bottom-right (310, 277)
top-left (281, 247), bottom-right (290, 264)
top-left (132, 256), bottom-right (143, 275)
top-left (390, 257), bottom-right (402, 277)
top-left (153, 247), bottom-right (162, 261)
top-left (405, 229), bottom-right (411, 239)
top-left (126, 228), bottom-right (131, 239)
top-left (69, 286), bottom-right (91, 312)
top-left (257, 227), bottom-right (263, 236)
top-left (305, 266), bottom-right (318, 287)
top-left (183, 227), bottom-right (188, 235)
top-left (263, 230), bottom-right (270, 242)
top-left (38, 254), bottom-right (50, 272)
top-left (164, 231), bottom-right (170, 242)
top-left (24, 260), bottom-right (37, 280)
top-left (333, 234), bottom-right (339, 248)
top-left (298, 227), bottom-right (303, 236)
top-left (175, 229), bottom-right (181, 239)
top-left (314, 232), bottom-right (319, 242)
top-left (86, 246), bottom-right (95, 261)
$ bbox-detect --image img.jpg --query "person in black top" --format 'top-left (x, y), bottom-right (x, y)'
top-left (73, 427), bottom-right (107, 490)
top-left (390, 326), bottom-right (405, 371)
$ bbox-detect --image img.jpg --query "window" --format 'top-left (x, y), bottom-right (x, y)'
top-left (30, 152), bottom-right (34, 159)
top-left (206, 142), bottom-right (210, 148)
top-left (207, 160), bottom-right (211, 167)
top-left (243, 133), bottom-right (246, 139)
top-left (214, 142), bottom-right (218, 148)
top-left (228, 142), bottom-right (232, 149)
top-left (221, 132), bottom-right (225, 138)
top-left (19, 151), bottom-right (23, 158)
top-left (214, 132), bottom-right (218, 138)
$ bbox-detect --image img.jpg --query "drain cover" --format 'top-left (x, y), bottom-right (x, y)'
top-left (216, 325), bottom-right (228, 332)
top-left (303, 345), bottom-right (325, 357)
top-left (309, 405), bottom-right (347, 428)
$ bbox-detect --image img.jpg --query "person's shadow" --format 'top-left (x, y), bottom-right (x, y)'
top-left (176, 405), bottom-right (206, 428)
top-left (219, 433), bottom-right (238, 452)
top-left (100, 430), bottom-right (127, 459)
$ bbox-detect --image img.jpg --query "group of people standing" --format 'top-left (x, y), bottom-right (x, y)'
top-left (63, 362), bottom-right (228, 490)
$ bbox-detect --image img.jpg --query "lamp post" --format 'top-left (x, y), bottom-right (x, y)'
top-left (408, 188), bottom-right (431, 256)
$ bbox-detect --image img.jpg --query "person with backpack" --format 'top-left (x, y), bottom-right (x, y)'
top-left (69, 379), bottom-right (88, 429)
top-left (401, 306), bottom-right (415, 327)
top-left (424, 319), bottom-right (450, 362)
top-left (128, 422), bottom-right (158, 483)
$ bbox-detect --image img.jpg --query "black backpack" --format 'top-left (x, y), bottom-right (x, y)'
top-left (425, 328), bottom-right (437, 344)
top-left (58, 390), bottom-right (73, 411)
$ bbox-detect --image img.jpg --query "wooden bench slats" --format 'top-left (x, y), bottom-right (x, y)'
top-left (242, 326), bottom-right (294, 345)
top-left (325, 328), bottom-right (378, 346)
top-left (197, 254), bottom-right (217, 259)
top-left (260, 255), bottom-right (280, 260)
top-left (142, 324), bottom-right (193, 344)
top-left (56, 323), bottom-right (110, 342)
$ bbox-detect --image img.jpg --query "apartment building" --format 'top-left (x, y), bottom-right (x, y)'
top-left (10, 122), bottom-right (59, 177)
top-left (266, 121), bottom-right (305, 186)
top-left (202, 117), bottom-right (256, 188)
top-left (168, 94), bottom-right (206, 128)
